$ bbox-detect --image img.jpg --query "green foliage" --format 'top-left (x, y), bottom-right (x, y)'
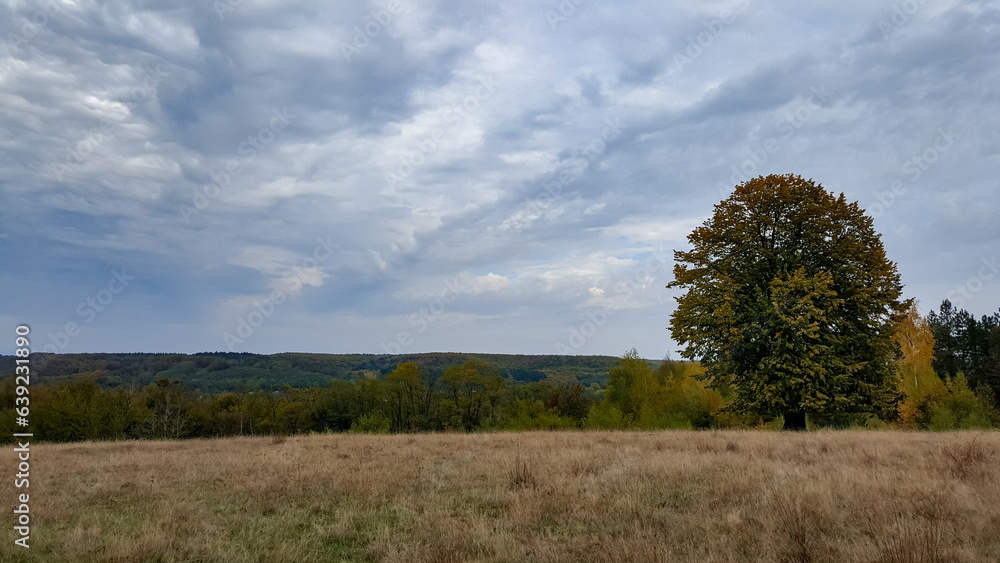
top-left (635, 403), bottom-right (693, 430)
top-left (668, 174), bottom-right (907, 427)
top-left (500, 399), bottom-right (577, 430)
top-left (923, 374), bottom-right (994, 430)
top-left (658, 362), bottom-right (719, 428)
top-left (6, 351), bottom-right (622, 394)
top-left (544, 384), bottom-right (590, 420)
top-left (755, 268), bottom-right (855, 419)
top-left (387, 361), bottom-right (428, 431)
top-left (33, 378), bottom-right (145, 441)
top-left (927, 300), bottom-right (1000, 401)
top-left (974, 384), bottom-right (1000, 427)
top-left (926, 404), bottom-right (958, 431)
top-left (763, 416), bottom-right (785, 431)
top-left (841, 414), bottom-right (892, 430)
top-left (606, 349), bottom-right (657, 418)
top-left (583, 402), bottom-right (627, 429)
top-left (349, 412), bottom-right (391, 434)
top-left (440, 359), bottom-right (506, 431)
top-left (598, 351), bottom-right (722, 429)
top-left (6, 338), bottom-right (997, 444)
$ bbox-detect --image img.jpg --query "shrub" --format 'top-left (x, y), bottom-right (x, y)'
top-left (635, 403), bottom-right (692, 430)
top-left (583, 402), bottom-right (626, 429)
top-left (349, 412), bottom-right (391, 434)
top-left (501, 399), bottom-right (577, 431)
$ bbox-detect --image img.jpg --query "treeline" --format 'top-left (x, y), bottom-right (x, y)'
top-left (1, 355), bottom-right (725, 442)
top-left (927, 300), bottom-right (1000, 391)
top-left (893, 300), bottom-right (1000, 429)
top-left (0, 352), bottom-right (617, 393)
top-left (3, 299), bottom-right (997, 442)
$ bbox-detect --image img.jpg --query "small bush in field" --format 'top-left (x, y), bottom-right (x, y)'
top-left (583, 402), bottom-right (626, 429)
top-left (349, 412), bottom-right (391, 434)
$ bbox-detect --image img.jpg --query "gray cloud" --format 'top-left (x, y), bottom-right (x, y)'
top-left (2, 0), bottom-right (998, 358)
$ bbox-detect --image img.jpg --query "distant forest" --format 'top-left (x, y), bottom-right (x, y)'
top-left (0, 351), bottom-right (627, 393)
top-left (2, 299), bottom-right (998, 442)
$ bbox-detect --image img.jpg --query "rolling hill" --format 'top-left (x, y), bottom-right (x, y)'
top-left (0, 352), bottom-right (662, 393)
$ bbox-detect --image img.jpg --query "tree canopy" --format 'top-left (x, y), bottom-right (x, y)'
top-left (927, 300), bottom-right (1000, 392)
top-left (667, 174), bottom-right (907, 429)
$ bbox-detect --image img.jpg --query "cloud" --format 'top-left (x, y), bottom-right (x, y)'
top-left (226, 245), bottom-right (329, 295)
top-left (2, 0), bottom-right (998, 357)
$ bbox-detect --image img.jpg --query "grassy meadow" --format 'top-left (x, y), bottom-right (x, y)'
top-left (4, 430), bottom-right (1000, 562)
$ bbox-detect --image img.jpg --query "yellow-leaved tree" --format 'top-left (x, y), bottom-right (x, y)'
top-left (893, 303), bottom-right (946, 427)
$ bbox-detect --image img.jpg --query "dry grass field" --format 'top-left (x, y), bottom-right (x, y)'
top-left (4, 430), bottom-right (1000, 562)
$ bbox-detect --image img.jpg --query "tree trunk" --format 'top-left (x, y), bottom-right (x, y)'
top-left (784, 410), bottom-right (807, 431)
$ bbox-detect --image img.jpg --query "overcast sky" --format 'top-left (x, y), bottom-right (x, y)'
top-left (1, 0), bottom-right (998, 358)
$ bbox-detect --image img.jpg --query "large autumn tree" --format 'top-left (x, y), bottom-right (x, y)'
top-left (667, 174), bottom-right (907, 429)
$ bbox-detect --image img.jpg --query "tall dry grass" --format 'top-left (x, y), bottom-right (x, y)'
top-left (3, 430), bottom-right (999, 562)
